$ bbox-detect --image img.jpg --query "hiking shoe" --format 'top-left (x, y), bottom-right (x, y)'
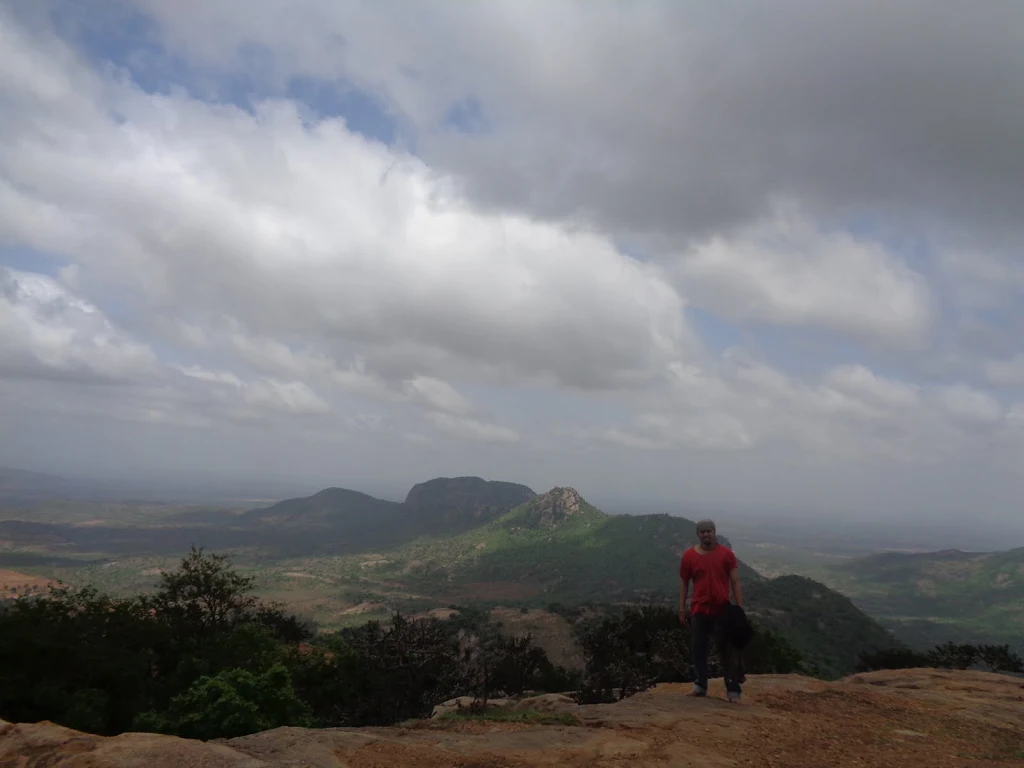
top-left (726, 691), bottom-right (742, 704)
top-left (689, 685), bottom-right (707, 697)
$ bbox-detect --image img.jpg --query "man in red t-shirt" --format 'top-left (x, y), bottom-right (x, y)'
top-left (679, 519), bottom-right (745, 702)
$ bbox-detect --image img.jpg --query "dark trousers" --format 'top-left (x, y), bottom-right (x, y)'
top-left (691, 610), bottom-right (743, 694)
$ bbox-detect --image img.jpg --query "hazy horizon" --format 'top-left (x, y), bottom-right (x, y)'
top-left (4, 461), bottom-right (1020, 552)
top-left (3, 2), bottom-right (1024, 534)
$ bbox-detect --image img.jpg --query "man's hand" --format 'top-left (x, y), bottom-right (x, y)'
top-left (729, 568), bottom-right (744, 610)
top-left (679, 576), bottom-right (691, 625)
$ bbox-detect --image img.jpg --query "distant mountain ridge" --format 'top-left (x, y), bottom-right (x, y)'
top-left (239, 476), bottom-right (536, 553)
top-left (403, 476), bottom-right (537, 534)
top-left (0, 467), bottom-right (108, 507)
top-left (243, 487), bottom-right (403, 528)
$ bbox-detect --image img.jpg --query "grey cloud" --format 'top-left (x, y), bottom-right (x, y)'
top-left (985, 355), bottom-right (1024, 388)
top-left (0, 21), bottom-right (694, 392)
top-left (674, 208), bottom-right (934, 348)
top-left (118, 0), bottom-right (1024, 356)
top-left (134, 1), bottom-right (1024, 249)
top-left (425, 412), bottom-right (519, 444)
top-left (4, 5), bottom-right (1024, 531)
top-left (0, 267), bottom-right (159, 383)
top-left (598, 357), bottom-right (1020, 470)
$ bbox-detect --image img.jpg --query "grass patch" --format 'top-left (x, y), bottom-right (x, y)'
top-left (439, 708), bottom-right (580, 726)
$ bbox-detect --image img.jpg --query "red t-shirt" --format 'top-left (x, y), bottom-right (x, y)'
top-left (679, 545), bottom-right (738, 615)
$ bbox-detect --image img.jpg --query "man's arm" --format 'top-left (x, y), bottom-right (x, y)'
top-left (729, 568), bottom-right (744, 609)
top-left (679, 554), bottom-right (691, 623)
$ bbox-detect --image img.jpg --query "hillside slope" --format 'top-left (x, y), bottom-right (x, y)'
top-left (342, 487), bottom-right (896, 676)
top-left (356, 487), bottom-right (756, 601)
top-left (743, 575), bottom-right (897, 677)
top-left (824, 547), bottom-right (1024, 652)
top-left (5, 670), bottom-right (1021, 767)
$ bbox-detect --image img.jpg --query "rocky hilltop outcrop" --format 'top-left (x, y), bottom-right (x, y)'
top-left (513, 486), bottom-right (593, 529)
top-left (3, 669), bottom-right (1022, 767)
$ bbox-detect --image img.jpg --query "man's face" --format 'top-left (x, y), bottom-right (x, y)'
top-left (698, 526), bottom-right (717, 548)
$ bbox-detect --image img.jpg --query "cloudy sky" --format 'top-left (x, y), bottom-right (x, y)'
top-left (2, 1), bottom-right (1023, 528)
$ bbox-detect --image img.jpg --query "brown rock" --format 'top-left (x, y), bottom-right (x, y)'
top-left (0, 720), bottom-right (272, 768)
top-left (3, 670), bottom-right (1023, 767)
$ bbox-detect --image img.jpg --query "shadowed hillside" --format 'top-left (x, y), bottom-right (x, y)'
top-left (403, 476), bottom-right (537, 535)
top-left (341, 487), bottom-right (894, 676)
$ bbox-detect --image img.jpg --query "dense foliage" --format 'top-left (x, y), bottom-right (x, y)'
top-left (571, 605), bottom-right (806, 704)
top-left (0, 548), bottom-right (313, 735)
top-left (0, 548), bottom-right (577, 739)
top-left (742, 575), bottom-right (898, 679)
top-left (857, 641), bottom-right (1024, 674)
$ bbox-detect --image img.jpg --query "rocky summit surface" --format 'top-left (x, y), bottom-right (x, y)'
top-left (518, 486), bottom-right (587, 529)
top-left (2, 669), bottom-right (1023, 767)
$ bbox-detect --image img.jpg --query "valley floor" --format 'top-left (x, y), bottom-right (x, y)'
top-left (3, 669), bottom-right (1022, 767)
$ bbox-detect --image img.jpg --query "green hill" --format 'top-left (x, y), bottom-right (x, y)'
top-left (363, 487), bottom-right (757, 602)
top-left (742, 575), bottom-right (898, 678)
top-left (341, 487), bottom-right (896, 677)
top-left (822, 547), bottom-right (1024, 653)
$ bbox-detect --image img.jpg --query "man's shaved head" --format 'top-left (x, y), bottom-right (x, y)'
top-left (696, 519), bottom-right (718, 550)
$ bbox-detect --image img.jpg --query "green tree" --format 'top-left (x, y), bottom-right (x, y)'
top-left (136, 664), bottom-right (311, 740)
top-left (291, 614), bottom-right (465, 727)
top-left (490, 634), bottom-right (551, 697)
top-left (0, 549), bottom-right (312, 736)
top-left (149, 546), bottom-right (259, 632)
top-left (744, 624), bottom-right (806, 675)
top-left (975, 644), bottom-right (1024, 674)
top-left (575, 605), bottom-right (692, 703)
top-left (144, 547), bottom-right (312, 707)
top-left (927, 641), bottom-right (979, 670)
top-left (0, 585), bottom-right (157, 734)
top-left (573, 605), bottom-right (805, 704)
top-left (858, 642), bottom-right (1023, 674)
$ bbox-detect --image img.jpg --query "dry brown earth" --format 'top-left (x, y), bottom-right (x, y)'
top-left (2, 669), bottom-right (1022, 767)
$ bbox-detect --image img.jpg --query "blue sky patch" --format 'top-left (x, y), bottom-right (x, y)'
top-left (287, 76), bottom-right (399, 145)
top-left (443, 96), bottom-right (489, 135)
top-left (0, 246), bottom-right (67, 278)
